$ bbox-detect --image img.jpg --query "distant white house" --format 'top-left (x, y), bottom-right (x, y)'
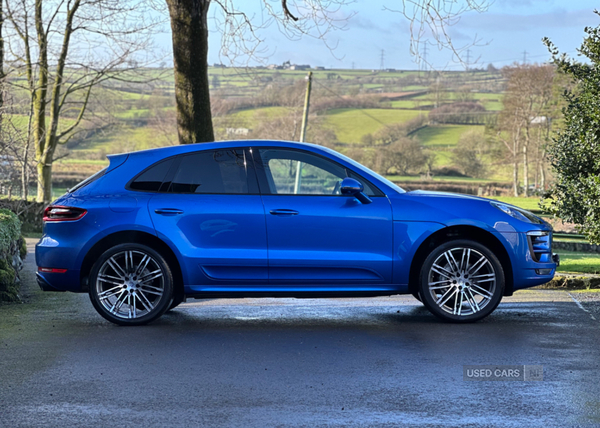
top-left (290, 64), bottom-right (310, 71)
top-left (226, 128), bottom-right (251, 136)
top-left (530, 116), bottom-right (550, 125)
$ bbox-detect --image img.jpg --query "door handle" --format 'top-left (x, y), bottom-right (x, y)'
top-left (154, 208), bottom-right (184, 215)
top-left (269, 209), bottom-right (299, 216)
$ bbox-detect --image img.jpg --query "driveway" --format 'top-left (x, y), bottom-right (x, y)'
top-left (1, 239), bottom-right (599, 427)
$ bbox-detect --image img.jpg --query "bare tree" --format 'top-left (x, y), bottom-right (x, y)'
top-left (453, 129), bottom-right (487, 178)
top-left (164, 0), bottom-right (492, 145)
top-left (496, 65), bottom-right (556, 196)
top-left (3, 0), bottom-right (159, 202)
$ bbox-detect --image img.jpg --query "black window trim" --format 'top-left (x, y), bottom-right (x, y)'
top-left (125, 148), bottom-right (260, 195)
top-left (249, 146), bottom-right (386, 197)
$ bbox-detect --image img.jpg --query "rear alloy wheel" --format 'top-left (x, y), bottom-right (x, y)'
top-left (89, 244), bottom-right (173, 326)
top-left (419, 240), bottom-right (504, 323)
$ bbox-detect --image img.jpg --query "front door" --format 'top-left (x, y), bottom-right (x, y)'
top-left (253, 148), bottom-right (393, 287)
top-left (147, 148), bottom-right (268, 289)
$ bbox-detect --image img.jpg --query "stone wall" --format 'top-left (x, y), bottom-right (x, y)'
top-left (0, 209), bottom-right (26, 303)
top-left (553, 241), bottom-right (600, 254)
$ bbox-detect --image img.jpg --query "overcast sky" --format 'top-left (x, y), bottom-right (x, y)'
top-left (158, 0), bottom-right (600, 71)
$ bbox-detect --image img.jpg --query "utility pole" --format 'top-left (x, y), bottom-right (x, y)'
top-left (352, 61), bottom-right (355, 70)
top-left (295, 71), bottom-right (313, 193)
top-left (299, 71), bottom-right (312, 143)
top-left (380, 49), bottom-right (385, 70)
top-left (422, 43), bottom-right (428, 72)
top-left (522, 50), bottom-right (528, 64)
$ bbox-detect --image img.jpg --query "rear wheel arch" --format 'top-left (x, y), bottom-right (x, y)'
top-left (80, 231), bottom-right (184, 303)
top-left (408, 225), bottom-right (514, 297)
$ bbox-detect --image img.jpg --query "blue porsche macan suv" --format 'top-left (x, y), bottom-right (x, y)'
top-left (35, 140), bottom-right (559, 325)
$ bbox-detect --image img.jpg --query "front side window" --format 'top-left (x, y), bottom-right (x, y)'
top-left (257, 149), bottom-right (347, 195)
top-left (168, 149), bottom-right (249, 194)
top-left (255, 148), bottom-right (382, 196)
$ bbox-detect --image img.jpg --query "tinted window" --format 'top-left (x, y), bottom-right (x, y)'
top-left (258, 149), bottom-right (347, 195)
top-left (129, 159), bottom-right (173, 192)
top-left (168, 149), bottom-right (249, 194)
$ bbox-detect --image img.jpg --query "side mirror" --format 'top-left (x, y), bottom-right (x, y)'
top-left (340, 177), bottom-right (372, 204)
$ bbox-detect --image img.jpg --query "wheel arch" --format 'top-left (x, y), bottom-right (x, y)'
top-left (79, 230), bottom-right (185, 303)
top-left (408, 225), bottom-right (514, 297)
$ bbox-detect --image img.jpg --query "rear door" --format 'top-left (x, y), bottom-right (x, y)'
top-left (146, 148), bottom-right (268, 288)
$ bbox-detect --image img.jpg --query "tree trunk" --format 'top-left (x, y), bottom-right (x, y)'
top-left (513, 158), bottom-right (519, 197)
top-left (522, 141), bottom-right (529, 197)
top-left (166, 0), bottom-right (214, 144)
top-left (34, 0), bottom-right (49, 202)
top-left (0, 0), bottom-right (4, 109)
top-left (37, 162), bottom-right (52, 203)
top-left (512, 137), bottom-right (519, 197)
top-left (540, 148), bottom-right (546, 191)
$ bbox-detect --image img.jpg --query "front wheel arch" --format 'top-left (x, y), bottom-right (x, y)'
top-left (80, 231), bottom-right (184, 305)
top-left (408, 225), bottom-right (514, 297)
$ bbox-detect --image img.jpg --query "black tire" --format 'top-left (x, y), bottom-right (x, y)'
top-left (89, 243), bottom-right (173, 326)
top-left (418, 239), bottom-right (504, 323)
top-left (168, 295), bottom-right (185, 311)
top-left (411, 291), bottom-right (422, 302)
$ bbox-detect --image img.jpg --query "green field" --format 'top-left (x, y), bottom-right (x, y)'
top-left (414, 125), bottom-right (484, 147)
top-left (387, 175), bottom-right (494, 183)
top-left (490, 196), bottom-right (543, 211)
top-left (556, 251), bottom-right (600, 274)
top-left (323, 108), bottom-right (425, 143)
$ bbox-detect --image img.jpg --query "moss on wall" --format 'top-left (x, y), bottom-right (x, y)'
top-left (0, 209), bottom-right (25, 303)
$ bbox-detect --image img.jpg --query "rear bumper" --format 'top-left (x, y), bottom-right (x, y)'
top-left (35, 269), bottom-right (82, 292)
top-left (36, 272), bottom-right (65, 292)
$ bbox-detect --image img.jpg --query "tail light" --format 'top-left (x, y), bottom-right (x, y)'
top-left (38, 267), bottom-right (67, 273)
top-left (43, 206), bottom-right (87, 222)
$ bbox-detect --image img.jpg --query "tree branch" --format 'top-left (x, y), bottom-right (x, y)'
top-left (281, 0), bottom-right (298, 21)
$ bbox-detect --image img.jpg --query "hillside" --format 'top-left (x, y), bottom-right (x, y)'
top-left (3, 66), bottom-right (512, 197)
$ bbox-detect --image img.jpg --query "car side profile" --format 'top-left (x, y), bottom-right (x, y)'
top-left (35, 140), bottom-right (559, 325)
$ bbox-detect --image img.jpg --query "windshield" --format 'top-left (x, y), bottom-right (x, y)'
top-left (321, 147), bottom-right (406, 194)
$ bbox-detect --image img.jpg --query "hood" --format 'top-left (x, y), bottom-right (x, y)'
top-left (388, 190), bottom-right (549, 233)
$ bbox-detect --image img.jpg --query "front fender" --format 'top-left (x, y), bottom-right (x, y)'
top-left (393, 221), bottom-right (445, 288)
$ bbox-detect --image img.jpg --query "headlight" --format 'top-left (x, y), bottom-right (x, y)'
top-left (491, 202), bottom-right (543, 224)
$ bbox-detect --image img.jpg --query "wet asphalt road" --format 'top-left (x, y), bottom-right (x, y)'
top-left (1, 240), bottom-right (600, 428)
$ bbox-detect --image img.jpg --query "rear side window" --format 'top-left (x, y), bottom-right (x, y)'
top-left (129, 159), bottom-right (174, 192)
top-left (168, 149), bottom-right (250, 194)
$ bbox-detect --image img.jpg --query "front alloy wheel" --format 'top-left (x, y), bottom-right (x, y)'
top-left (89, 244), bottom-right (173, 326)
top-left (419, 240), bottom-right (504, 323)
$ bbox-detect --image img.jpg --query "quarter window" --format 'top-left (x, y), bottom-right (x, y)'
top-left (129, 159), bottom-right (174, 192)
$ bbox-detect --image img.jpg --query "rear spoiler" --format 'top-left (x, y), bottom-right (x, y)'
top-left (106, 153), bottom-right (129, 173)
